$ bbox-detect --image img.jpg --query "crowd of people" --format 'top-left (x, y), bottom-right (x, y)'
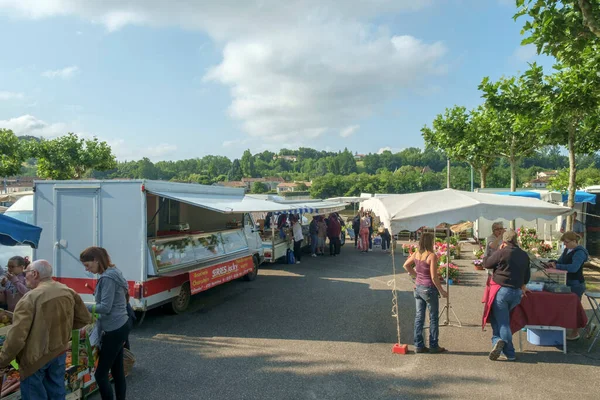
top-left (0, 247), bottom-right (135, 400)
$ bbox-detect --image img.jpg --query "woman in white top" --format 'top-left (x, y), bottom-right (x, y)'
top-left (292, 216), bottom-right (304, 264)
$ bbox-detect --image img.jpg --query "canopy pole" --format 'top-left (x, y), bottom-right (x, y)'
top-left (439, 228), bottom-right (462, 327)
top-left (388, 227), bottom-right (407, 354)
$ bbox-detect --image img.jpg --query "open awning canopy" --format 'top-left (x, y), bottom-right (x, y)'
top-left (149, 191), bottom-right (348, 215)
top-left (361, 188), bottom-right (572, 233)
top-left (0, 213), bottom-right (42, 248)
top-left (495, 190), bottom-right (596, 204)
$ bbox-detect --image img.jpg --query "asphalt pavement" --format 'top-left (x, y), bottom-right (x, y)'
top-left (92, 245), bottom-right (600, 400)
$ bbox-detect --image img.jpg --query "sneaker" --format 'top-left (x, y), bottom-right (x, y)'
top-left (429, 347), bottom-right (447, 354)
top-left (499, 354), bottom-right (516, 361)
top-left (566, 333), bottom-right (580, 341)
top-left (586, 323), bottom-right (597, 340)
top-left (415, 347), bottom-right (429, 353)
top-left (489, 340), bottom-right (505, 361)
top-left (311, 254), bottom-right (317, 257)
top-left (296, 261), bottom-right (301, 264)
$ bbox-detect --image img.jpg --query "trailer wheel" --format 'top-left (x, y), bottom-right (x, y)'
top-left (170, 282), bottom-right (191, 314)
top-left (244, 256), bottom-right (259, 281)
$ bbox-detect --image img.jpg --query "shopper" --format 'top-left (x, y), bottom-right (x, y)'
top-left (483, 230), bottom-right (530, 361)
top-left (352, 213), bottom-right (361, 248)
top-left (0, 260), bottom-right (91, 400)
top-left (0, 256), bottom-right (30, 312)
top-left (358, 212), bottom-right (370, 253)
top-left (317, 216), bottom-right (328, 255)
top-left (81, 247), bottom-right (130, 400)
top-left (327, 213), bottom-right (341, 256)
top-left (309, 217), bottom-right (319, 257)
top-left (291, 217), bottom-right (304, 264)
top-left (403, 233), bottom-right (447, 354)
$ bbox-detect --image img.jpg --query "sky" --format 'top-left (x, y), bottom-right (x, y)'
top-left (0, 0), bottom-right (556, 162)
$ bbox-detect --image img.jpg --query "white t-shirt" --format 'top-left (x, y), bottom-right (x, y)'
top-left (293, 222), bottom-right (304, 242)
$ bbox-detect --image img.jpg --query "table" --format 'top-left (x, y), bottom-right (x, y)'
top-left (510, 291), bottom-right (588, 354)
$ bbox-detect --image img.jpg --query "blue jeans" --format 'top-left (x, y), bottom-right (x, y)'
top-left (20, 353), bottom-right (66, 400)
top-left (414, 285), bottom-right (440, 349)
top-left (310, 233), bottom-right (318, 255)
top-left (567, 280), bottom-right (586, 300)
top-left (490, 286), bottom-right (522, 358)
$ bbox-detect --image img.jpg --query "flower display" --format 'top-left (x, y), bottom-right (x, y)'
top-left (438, 263), bottom-right (460, 281)
top-left (516, 227), bottom-right (554, 258)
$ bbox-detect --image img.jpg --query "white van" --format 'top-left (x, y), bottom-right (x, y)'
top-left (0, 195), bottom-right (34, 270)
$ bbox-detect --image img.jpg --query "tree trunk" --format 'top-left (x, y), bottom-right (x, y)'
top-left (510, 157), bottom-right (517, 229)
top-left (578, 0), bottom-right (600, 38)
top-left (479, 166), bottom-right (488, 189)
top-left (567, 126), bottom-right (577, 231)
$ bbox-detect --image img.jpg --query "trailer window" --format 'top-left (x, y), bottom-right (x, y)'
top-left (159, 198), bottom-right (180, 227)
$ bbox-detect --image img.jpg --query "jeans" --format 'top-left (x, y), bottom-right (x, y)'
top-left (310, 233), bottom-right (318, 255)
top-left (381, 234), bottom-right (391, 250)
top-left (368, 229), bottom-right (373, 249)
top-left (490, 286), bottom-right (522, 358)
top-left (20, 353), bottom-right (66, 400)
top-left (96, 321), bottom-right (131, 400)
top-left (567, 280), bottom-right (586, 300)
top-left (293, 240), bottom-right (302, 262)
top-left (414, 285), bottom-right (440, 349)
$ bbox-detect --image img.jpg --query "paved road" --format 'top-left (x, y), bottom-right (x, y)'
top-left (92, 247), bottom-right (600, 400)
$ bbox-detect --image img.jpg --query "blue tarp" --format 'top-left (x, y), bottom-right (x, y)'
top-left (0, 213), bottom-right (42, 248)
top-left (562, 191), bottom-right (597, 204)
top-left (494, 191), bottom-right (542, 199)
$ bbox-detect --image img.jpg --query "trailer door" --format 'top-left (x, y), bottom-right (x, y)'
top-left (54, 188), bottom-right (99, 278)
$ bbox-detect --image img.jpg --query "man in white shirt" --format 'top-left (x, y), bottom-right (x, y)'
top-left (292, 216), bottom-right (304, 264)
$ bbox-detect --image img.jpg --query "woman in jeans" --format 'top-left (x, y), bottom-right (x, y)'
top-left (80, 247), bottom-right (130, 400)
top-left (403, 233), bottom-right (448, 353)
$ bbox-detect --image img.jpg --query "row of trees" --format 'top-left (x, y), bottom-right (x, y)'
top-left (422, 0), bottom-right (600, 230)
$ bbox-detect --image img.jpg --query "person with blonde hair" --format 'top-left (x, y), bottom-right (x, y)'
top-left (403, 232), bottom-right (448, 354)
top-left (547, 231), bottom-right (589, 340)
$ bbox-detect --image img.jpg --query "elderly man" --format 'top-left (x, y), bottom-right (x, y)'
top-left (483, 230), bottom-right (531, 362)
top-left (560, 211), bottom-right (585, 237)
top-left (485, 222), bottom-right (506, 260)
top-left (0, 260), bottom-right (91, 400)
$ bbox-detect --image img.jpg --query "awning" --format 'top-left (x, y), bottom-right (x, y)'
top-left (562, 191), bottom-right (596, 204)
top-left (494, 191), bottom-right (542, 199)
top-left (149, 191), bottom-right (347, 215)
top-left (0, 213), bottom-right (42, 248)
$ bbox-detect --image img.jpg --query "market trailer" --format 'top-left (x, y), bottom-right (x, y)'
top-left (33, 180), bottom-right (265, 314)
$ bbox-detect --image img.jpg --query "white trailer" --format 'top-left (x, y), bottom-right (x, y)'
top-left (33, 180), bottom-right (271, 315)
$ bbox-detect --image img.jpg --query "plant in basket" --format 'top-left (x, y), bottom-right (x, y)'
top-left (473, 259), bottom-right (485, 270)
top-left (438, 263), bottom-right (460, 281)
top-left (473, 246), bottom-right (484, 260)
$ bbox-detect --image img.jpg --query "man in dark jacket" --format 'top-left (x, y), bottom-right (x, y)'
top-left (352, 214), bottom-right (360, 248)
top-left (483, 229), bottom-right (530, 361)
top-left (327, 214), bottom-right (342, 256)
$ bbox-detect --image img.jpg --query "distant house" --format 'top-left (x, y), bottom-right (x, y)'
top-left (354, 152), bottom-right (365, 161)
top-left (526, 178), bottom-right (549, 189)
top-left (536, 170), bottom-right (558, 179)
top-left (276, 181), bottom-right (311, 194)
top-left (215, 181), bottom-right (249, 192)
top-left (273, 155), bottom-right (298, 162)
top-left (241, 176), bottom-right (284, 191)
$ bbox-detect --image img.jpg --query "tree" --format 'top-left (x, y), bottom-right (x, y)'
top-left (337, 149), bottom-right (357, 175)
top-left (543, 57), bottom-right (600, 228)
top-left (251, 181), bottom-right (268, 194)
top-left (421, 106), bottom-right (496, 188)
top-left (515, 0), bottom-right (600, 64)
top-left (478, 65), bottom-right (548, 192)
top-left (227, 159), bottom-right (243, 181)
top-left (31, 133), bottom-right (116, 180)
top-left (0, 129), bottom-right (26, 177)
top-left (240, 149), bottom-right (256, 178)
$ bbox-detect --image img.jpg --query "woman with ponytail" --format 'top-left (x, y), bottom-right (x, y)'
top-left (0, 256), bottom-right (30, 311)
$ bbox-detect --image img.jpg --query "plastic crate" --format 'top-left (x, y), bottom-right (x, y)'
top-left (527, 328), bottom-right (564, 346)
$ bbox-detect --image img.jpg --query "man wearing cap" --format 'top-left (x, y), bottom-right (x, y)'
top-left (483, 230), bottom-right (531, 361)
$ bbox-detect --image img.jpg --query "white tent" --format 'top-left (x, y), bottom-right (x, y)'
top-left (361, 188), bottom-right (572, 330)
top-left (361, 188), bottom-right (572, 233)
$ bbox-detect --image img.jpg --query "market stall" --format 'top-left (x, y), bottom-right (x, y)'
top-left (360, 188), bottom-right (571, 349)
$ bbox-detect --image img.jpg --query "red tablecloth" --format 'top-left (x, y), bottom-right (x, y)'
top-left (509, 291), bottom-right (588, 334)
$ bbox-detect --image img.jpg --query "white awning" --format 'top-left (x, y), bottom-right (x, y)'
top-left (149, 191), bottom-right (347, 215)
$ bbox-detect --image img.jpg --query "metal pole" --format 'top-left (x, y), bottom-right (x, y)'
top-left (447, 158), bottom-right (450, 189)
top-left (445, 231), bottom-right (450, 324)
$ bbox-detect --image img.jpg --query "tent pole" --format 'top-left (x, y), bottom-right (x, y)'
top-left (439, 228), bottom-right (462, 327)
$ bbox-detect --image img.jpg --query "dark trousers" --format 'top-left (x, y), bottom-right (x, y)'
top-left (368, 229), bottom-right (373, 249)
top-left (294, 240), bottom-right (302, 262)
top-left (353, 230), bottom-right (359, 247)
top-left (329, 237), bottom-right (341, 255)
top-left (96, 321), bottom-right (131, 400)
top-left (381, 234), bottom-right (391, 250)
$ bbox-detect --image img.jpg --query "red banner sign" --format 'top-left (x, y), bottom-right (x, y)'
top-left (189, 255), bottom-right (255, 295)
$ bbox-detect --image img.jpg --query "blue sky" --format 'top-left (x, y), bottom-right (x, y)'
top-left (0, 0), bottom-right (554, 161)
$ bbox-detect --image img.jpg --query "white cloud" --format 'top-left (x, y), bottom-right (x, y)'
top-left (511, 44), bottom-right (537, 63)
top-left (0, 91), bottom-right (25, 100)
top-left (377, 146), bottom-right (404, 154)
top-left (0, 114), bottom-right (68, 137)
top-left (41, 65), bottom-right (80, 79)
top-left (340, 125), bottom-right (359, 138)
top-left (110, 139), bottom-right (178, 161)
top-left (0, 1), bottom-right (446, 145)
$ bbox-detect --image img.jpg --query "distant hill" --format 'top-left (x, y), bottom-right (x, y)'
top-left (18, 135), bottom-right (41, 142)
